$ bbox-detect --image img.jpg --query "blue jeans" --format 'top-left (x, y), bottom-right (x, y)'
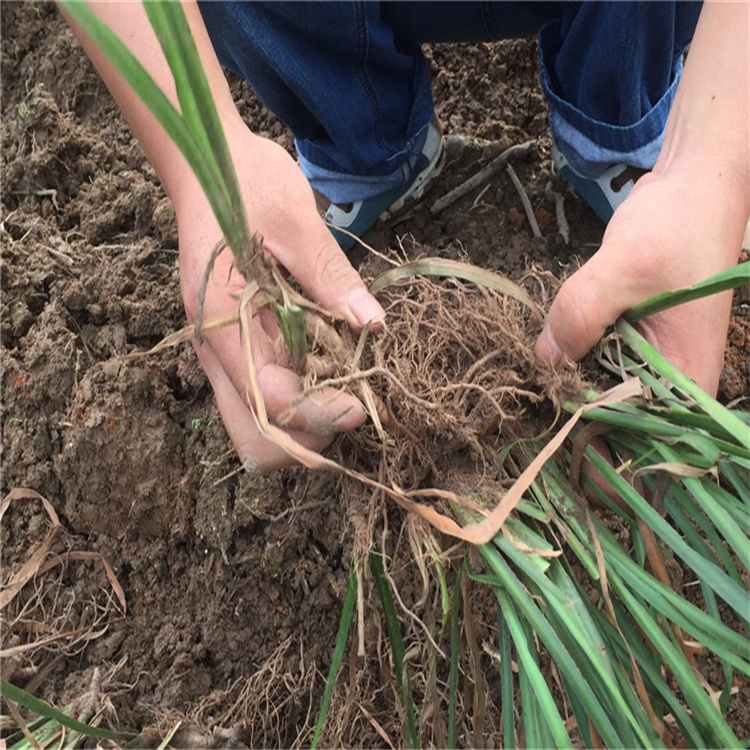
top-left (198, 1), bottom-right (702, 201)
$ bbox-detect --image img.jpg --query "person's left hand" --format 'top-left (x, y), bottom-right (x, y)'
top-left (535, 164), bottom-right (746, 396)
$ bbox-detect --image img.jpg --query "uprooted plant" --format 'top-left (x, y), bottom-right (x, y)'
top-left (60, 0), bottom-right (592, 547)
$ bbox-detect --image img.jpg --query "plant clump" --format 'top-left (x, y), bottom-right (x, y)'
top-left (327, 270), bottom-right (575, 490)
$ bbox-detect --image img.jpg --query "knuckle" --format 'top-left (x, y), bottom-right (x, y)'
top-left (312, 243), bottom-right (358, 297)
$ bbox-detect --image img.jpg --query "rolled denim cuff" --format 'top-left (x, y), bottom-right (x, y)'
top-left (539, 27), bottom-right (683, 178)
top-left (547, 109), bottom-right (667, 179)
top-left (298, 120), bottom-right (430, 203)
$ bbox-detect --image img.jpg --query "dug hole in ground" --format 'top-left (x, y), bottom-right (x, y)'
top-left (2, 4), bottom-right (750, 747)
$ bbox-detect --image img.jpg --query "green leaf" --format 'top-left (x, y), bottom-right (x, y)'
top-left (311, 569), bottom-right (357, 750)
top-left (272, 303), bottom-right (308, 373)
top-left (143, 2), bottom-right (252, 254)
top-left (498, 606), bottom-right (516, 750)
top-left (582, 444), bottom-right (750, 621)
top-left (616, 319), bottom-right (750, 442)
top-left (157, 721), bottom-right (182, 750)
top-left (1, 680), bottom-right (133, 743)
top-left (472, 540), bottom-right (632, 748)
top-left (491, 534), bottom-right (647, 747)
top-left (624, 262), bottom-right (750, 323)
top-left (608, 570), bottom-right (741, 748)
top-left (371, 551), bottom-right (418, 749)
top-left (591, 601), bottom-right (706, 748)
top-left (496, 590), bottom-right (572, 749)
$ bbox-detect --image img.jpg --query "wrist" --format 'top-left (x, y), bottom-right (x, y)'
top-left (652, 147), bottom-right (750, 265)
top-left (652, 2), bottom-right (749, 242)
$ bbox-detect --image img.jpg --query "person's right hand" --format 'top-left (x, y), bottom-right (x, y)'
top-left (61, 1), bottom-right (382, 471)
top-left (175, 120), bottom-right (385, 471)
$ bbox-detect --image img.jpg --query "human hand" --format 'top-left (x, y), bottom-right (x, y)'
top-left (535, 165), bottom-right (746, 396)
top-left (176, 123), bottom-right (385, 470)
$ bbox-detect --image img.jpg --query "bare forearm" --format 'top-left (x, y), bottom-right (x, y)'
top-left (656, 1), bottom-right (750, 241)
top-left (59, 0), bottom-right (244, 204)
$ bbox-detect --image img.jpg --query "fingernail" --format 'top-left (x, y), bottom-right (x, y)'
top-left (536, 325), bottom-right (562, 365)
top-left (348, 288), bottom-right (385, 327)
top-left (334, 404), bottom-right (367, 432)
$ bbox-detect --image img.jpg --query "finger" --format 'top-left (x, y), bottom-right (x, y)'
top-left (208, 313), bottom-right (366, 434)
top-left (194, 342), bottom-right (333, 471)
top-left (196, 277), bottom-right (367, 434)
top-left (258, 365), bottom-right (367, 434)
top-left (264, 209), bottom-right (385, 329)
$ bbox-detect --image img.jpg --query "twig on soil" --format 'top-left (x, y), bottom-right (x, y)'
top-left (213, 462), bottom-right (247, 486)
top-left (430, 140), bottom-right (534, 215)
top-left (44, 241), bottom-right (79, 276)
top-left (470, 183), bottom-right (493, 211)
top-left (506, 163), bottom-right (542, 239)
top-left (444, 132), bottom-right (494, 152)
top-left (545, 181), bottom-right (570, 245)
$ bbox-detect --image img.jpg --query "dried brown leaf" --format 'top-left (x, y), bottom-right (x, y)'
top-left (36, 551), bottom-right (127, 615)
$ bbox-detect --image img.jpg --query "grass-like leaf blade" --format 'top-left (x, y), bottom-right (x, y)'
top-left (624, 262), bottom-right (750, 323)
top-left (1, 680), bottom-right (133, 743)
top-left (310, 569), bottom-right (357, 750)
top-left (372, 551), bottom-right (418, 749)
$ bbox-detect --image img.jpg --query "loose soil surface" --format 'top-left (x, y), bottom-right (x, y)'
top-left (2, 4), bottom-right (748, 747)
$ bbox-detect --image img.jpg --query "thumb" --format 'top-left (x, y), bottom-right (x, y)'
top-left (536, 240), bottom-right (644, 365)
top-left (270, 218), bottom-right (384, 330)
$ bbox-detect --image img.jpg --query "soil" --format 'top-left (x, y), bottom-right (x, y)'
top-left (2, 3), bottom-right (749, 748)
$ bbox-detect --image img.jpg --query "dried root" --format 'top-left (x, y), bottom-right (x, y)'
top-left (1, 489), bottom-right (125, 684)
top-left (333, 271), bottom-right (582, 494)
top-left (185, 636), bottom-right (317, 749)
